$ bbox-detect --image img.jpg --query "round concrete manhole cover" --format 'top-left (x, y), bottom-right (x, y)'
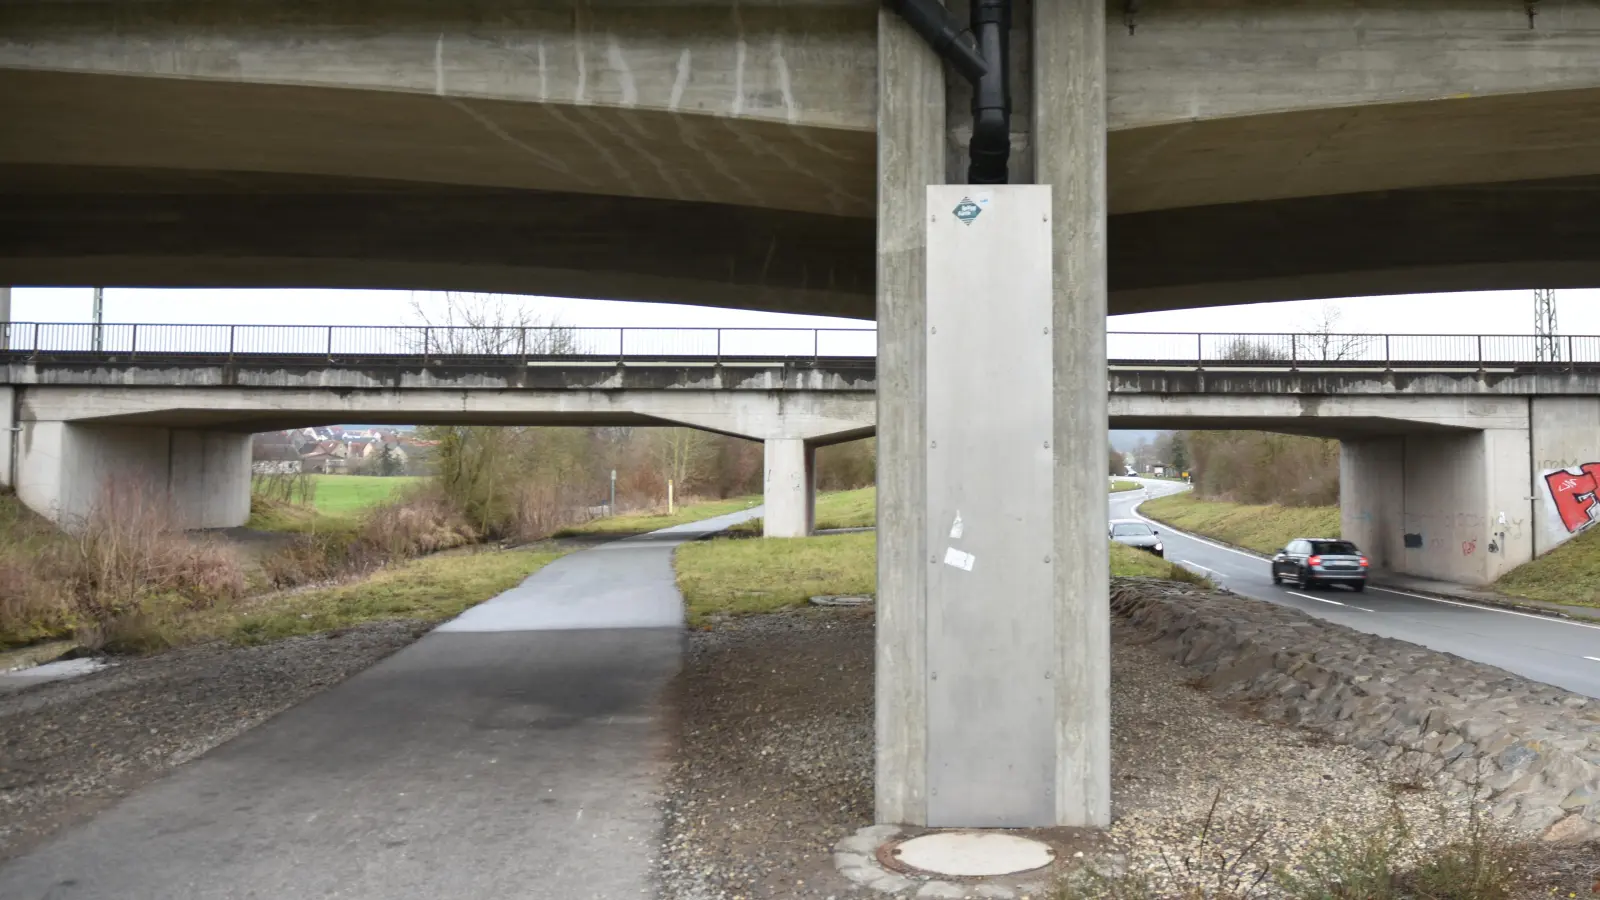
top-left (891, 832), bottom-right (1055, 877)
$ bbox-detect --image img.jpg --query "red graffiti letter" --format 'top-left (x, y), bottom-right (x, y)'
top-left (1545, 463), bottom-right (1600, 534)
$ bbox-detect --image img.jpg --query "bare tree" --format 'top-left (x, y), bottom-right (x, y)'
top-left (1300, 304), bottom-right (1372, 362)
top-left (650, 428), bottom-right (715, 495)
top-left (408, 291), bottom-right (577, 356)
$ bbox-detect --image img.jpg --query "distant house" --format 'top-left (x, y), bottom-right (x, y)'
top-left (252, 433), bottom-right (303, 474)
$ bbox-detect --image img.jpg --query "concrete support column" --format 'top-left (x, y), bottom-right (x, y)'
top-left (875, 5), bottom-right (945, 826)
top-left (0, 286), bottom-right (10, 351)
top-left (1036, 0), bottom-right (1111, 826)
top-left (762, 438), bottom-right (815, 538)
top-left (0, 386), bottom-right (13, 489)
top-left (1340, 438), bottom-right (1404, 572)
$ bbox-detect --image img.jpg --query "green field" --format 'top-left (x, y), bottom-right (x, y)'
top-left (1138, 492), bottom-right (1340, 556)
top-left (308, 475), bottom-right (426, 514)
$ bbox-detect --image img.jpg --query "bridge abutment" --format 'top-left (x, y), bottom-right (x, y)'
top-left (15, 421), bottom-right (250, 530)
top-left (1342, 429), bottom-right (1537, 586)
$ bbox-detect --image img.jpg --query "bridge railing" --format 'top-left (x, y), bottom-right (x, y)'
top-left (0, 323), bottom-right (880, 361)
top-left (1105, 332), bottom-right (1600, 367)
top-left (3, 324), bottom-right (1598, 367)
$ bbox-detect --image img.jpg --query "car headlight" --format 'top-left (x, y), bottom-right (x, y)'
top-left (1154, 542), bottom-right (1163, 552)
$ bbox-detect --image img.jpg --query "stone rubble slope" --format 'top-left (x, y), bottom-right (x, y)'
top-left (1111, 578), bottom-right (1600, 843)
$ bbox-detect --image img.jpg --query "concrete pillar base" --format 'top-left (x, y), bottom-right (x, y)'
top-left (15, 421), bottom-right (251, 529)
top-left (762, 438), bottom-right (815, 538)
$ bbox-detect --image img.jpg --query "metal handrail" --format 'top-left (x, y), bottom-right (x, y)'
top-left (1, 324), bottom-right (1596, 367)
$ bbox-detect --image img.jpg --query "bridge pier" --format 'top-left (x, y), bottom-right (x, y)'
top-left (14, 421), bottom-right (250, 530)
top-left (762, 438), bottom-right (815, 539)
top-left (875, 0), bottom-right (1109, 829)
top-left (1342, 429), bottom-right (1537, 585)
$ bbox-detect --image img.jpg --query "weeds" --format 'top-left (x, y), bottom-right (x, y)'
top-left (1059, 795), bottom-right (1529, 900)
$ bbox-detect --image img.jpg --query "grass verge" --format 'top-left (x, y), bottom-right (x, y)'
top-left (1139, 492), bottom-right (1341, 556)
top-left (675, 533), bottom-right (1211, 624)
top-left (110, 546), bottom-right (565, 652)
top-left (1494, 525), bottom-right (1600, 607)
top-left (1109, 480), bottom-right (1140, 493)
top-left (554, 494), bottom-right (760, 537)
top-left (728, 486), bottom-right (878, 536)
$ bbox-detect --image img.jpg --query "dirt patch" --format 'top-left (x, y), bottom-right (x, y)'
top-left (657, 609), bottom-right (1600, 899)
top-left (0, 620), bottom-right (426, 861)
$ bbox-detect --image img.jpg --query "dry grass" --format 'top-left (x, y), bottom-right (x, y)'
top-left (1, 484), bottom-right (249, 649)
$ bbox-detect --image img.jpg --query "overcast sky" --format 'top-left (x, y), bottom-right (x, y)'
top-left (8, 286), bottom-right (1599, 336)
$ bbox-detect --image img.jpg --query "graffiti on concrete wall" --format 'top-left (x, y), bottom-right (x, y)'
top-left (1543, 463), bottom-right (1600, 535)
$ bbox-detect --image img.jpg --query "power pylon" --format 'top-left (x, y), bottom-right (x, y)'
top-left (1534, 288), bottom-right (1560, 362)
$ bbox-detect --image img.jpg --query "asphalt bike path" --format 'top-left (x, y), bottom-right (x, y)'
top-left (0, 508), bottom-right (762, 900)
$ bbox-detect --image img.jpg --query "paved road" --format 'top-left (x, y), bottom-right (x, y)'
top-left (0, 507), bottom-right (760, 900)
top-left (1112, 479), bottom-right (1600, 699)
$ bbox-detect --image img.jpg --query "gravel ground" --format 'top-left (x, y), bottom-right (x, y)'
top-left (0, 620), bottom-right (426, 861)
top-left (656, 609), bottom-right (1599, 899)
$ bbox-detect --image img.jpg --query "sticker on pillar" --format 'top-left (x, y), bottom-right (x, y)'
top-left (943, 547), bottom-right (976, 572)
top-left (952, 197), bottom-right (984, 225)
top-left (949, 511), bottom-right (964, 539)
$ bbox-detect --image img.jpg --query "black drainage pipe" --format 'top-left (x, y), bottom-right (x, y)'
top-left (966, 0), bottom-right (1011, 184)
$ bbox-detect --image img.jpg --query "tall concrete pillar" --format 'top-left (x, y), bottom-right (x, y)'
top-left (1036, 0), bottom-right (1111, 826)
top-left (762, 438), bottom-right (815, 538)
top-left (0, 386), bottom-right (13, 490)
top-left (876, 0), bottom-right (1110, 828)
top-left (0, 286), bottom-right (10, 351)
top-left (875, 5), bottom-right (944, 826)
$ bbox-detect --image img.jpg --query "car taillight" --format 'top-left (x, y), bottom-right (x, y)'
top-left (1359, 556), bottom-right (1370, 567)
top-left (1307, 555), bottom-right (1323, 566)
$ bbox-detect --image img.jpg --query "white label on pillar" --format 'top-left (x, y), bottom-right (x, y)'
top-left (950, 511), bottom-right (965, 539)
top-left (943, 547), bottom-right (976, 571)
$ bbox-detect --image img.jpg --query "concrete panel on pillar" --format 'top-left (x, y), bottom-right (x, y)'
top-left (925, 185), bottom-right (1055, 827)
top-left (763, 438), bottom-right (815, 539)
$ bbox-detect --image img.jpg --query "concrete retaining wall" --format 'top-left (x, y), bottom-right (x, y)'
top-left (1532, 397), bottom-right (1600, 556)
top-left (1112, 579), bottom-right (1600, 843)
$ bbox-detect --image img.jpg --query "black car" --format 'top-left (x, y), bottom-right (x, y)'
top-left (1271, 539), bottom-right (1369, 590)
top-left (1109, 519), bottom-right (1163, 557)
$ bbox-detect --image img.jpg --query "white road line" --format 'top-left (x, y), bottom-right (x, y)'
top-left (1367, 587), bottom-right (1600, 632)
top-left (1587, 656), bottom-right (1600, 663)
top-left (1180, 560), bottom-right (1220, 576)
top-left (1285, 590), bottom-right (1373, 612)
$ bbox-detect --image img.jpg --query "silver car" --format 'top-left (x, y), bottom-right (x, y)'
top-left (1109, 519), bottom-right (1163, 558)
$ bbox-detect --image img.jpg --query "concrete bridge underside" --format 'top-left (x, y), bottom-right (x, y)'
top-left (5, 1), bottom-right (1600, 314)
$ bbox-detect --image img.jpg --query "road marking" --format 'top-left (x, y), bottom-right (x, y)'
top-left (1285, 590), bottom-right (1372, 612)
top-left (1367, 587), bottom-right (1600, 632)
top-left (1180, 560), bottom-right (1221, 576)
top-left (1587, 657), bottom-right (1600, 663)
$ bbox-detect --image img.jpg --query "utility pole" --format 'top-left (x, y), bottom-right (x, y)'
top-left (1534, 288), bottom-right (1559, 362)
top-left (92, 287), bottom-right (105, 353)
